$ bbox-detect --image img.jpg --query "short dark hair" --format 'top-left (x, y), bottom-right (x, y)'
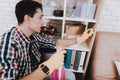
top-left (15, 0), bottom-right (43, 24)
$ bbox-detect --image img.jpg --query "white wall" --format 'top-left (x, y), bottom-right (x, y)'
top-left (97, 0), bottom-right (120, 32)
top-left (0, 0), bottom-right (20, 37)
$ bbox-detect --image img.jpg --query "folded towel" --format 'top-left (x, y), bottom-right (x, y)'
top-left (50, 67), bottom-right (65, 80)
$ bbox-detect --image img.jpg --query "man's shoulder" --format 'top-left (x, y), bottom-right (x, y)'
top-left (1, 27), bottom-right (18, 42)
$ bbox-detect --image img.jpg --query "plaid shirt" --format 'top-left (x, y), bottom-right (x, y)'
top-left (0, 27), bottom-right (56, 79)
top-left (0, 27), bottom-right (31, 79)
top-left (29, 33), bottom-right (56, 71)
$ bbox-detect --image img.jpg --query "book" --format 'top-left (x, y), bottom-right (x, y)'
top-left (70, 50), bottom-right (76, 69)
top-left (64, 49), bottom-right (72, 69)
top-left (87, 4), bottom-right (96, 19)
top-left (80, 3), bottom-right (88, 18)
top-left (79, 51), bottom-right (86, 70)
top-left (73, 51), bottom-right (82, 70)
top-left (73, 2), bottom-right (82, 17)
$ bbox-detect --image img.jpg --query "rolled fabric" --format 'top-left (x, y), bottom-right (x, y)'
top-left (50, 67), bottom-right (65, 80)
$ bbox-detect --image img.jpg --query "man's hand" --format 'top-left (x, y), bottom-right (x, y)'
top-left (41, 50), bottom-right (66, 74)
top-left (76, 28), bottom-right (94, 44)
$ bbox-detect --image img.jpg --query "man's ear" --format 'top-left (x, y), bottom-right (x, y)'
top-left (24, 15), bottom-right (30, 22)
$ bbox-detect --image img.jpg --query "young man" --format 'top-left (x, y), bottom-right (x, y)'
top-left (0, 1), bottom-right (66, 80)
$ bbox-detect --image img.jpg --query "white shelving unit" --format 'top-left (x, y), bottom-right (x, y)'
top-left (41, 0), bottom-right (97, 79)
top-left (42, 0), bottom-right (96, 37)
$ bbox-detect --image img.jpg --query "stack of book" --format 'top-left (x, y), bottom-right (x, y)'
top-left (64, 49), bottom-right (87, 71)
top-left (64, 43), bottom-right (89, 71)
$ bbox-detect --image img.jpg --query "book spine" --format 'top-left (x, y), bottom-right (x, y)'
top-left (87, 4), bottom-right (96, 19)
top-left (73, 51), bottom-right (81, 70)
top-left (64, 49), bottom-right (72, 69)
top-left (80, 3), bottom-right (88, 18)
top-left (74, 3), bottom-right (82, 17)
top-left (79, 51), bottom-right (86, 70)
top-left (70, 50), bottom-right (76, 69)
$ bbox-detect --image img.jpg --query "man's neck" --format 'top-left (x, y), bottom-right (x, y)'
top-left (16, 24), bottom-right (33, 38)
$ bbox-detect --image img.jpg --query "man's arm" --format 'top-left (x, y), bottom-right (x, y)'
top-left (20, 50), bottom-right (66, 80)
top-left (31, 33), bottom-right (56, 48)
top-left (56, 28), bottom-right (93, 47)
top-left (31, 28), bottom-right (93, 48)
top-left (56, 38), bottom-right (76, 47)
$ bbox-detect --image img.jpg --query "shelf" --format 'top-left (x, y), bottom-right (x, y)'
top-left (65, 68), bottom-right (84, 73)
top-left (43, 16), bottom-right (63, 20)
top-left (65, 43), bottom-right (89, 51)
top-left (43, 16), bottom-right (96, 23)
top-left (65, 17), bottom-right (96, 23)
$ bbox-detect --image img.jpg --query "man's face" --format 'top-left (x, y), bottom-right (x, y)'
top-left (28, 8), bottom-right (43, 33)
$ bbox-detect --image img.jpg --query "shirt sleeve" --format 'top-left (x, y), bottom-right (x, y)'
top-left (31, 33), bottom-right (56, 48)
top-left (0, 35), bottom-right (18, 79)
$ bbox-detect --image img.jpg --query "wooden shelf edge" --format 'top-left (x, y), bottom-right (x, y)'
top-left (65, 68), bottom-right (84, 73)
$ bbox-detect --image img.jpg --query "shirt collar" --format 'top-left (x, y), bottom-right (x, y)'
top-left (15, 27), bottom-right (30, 44)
